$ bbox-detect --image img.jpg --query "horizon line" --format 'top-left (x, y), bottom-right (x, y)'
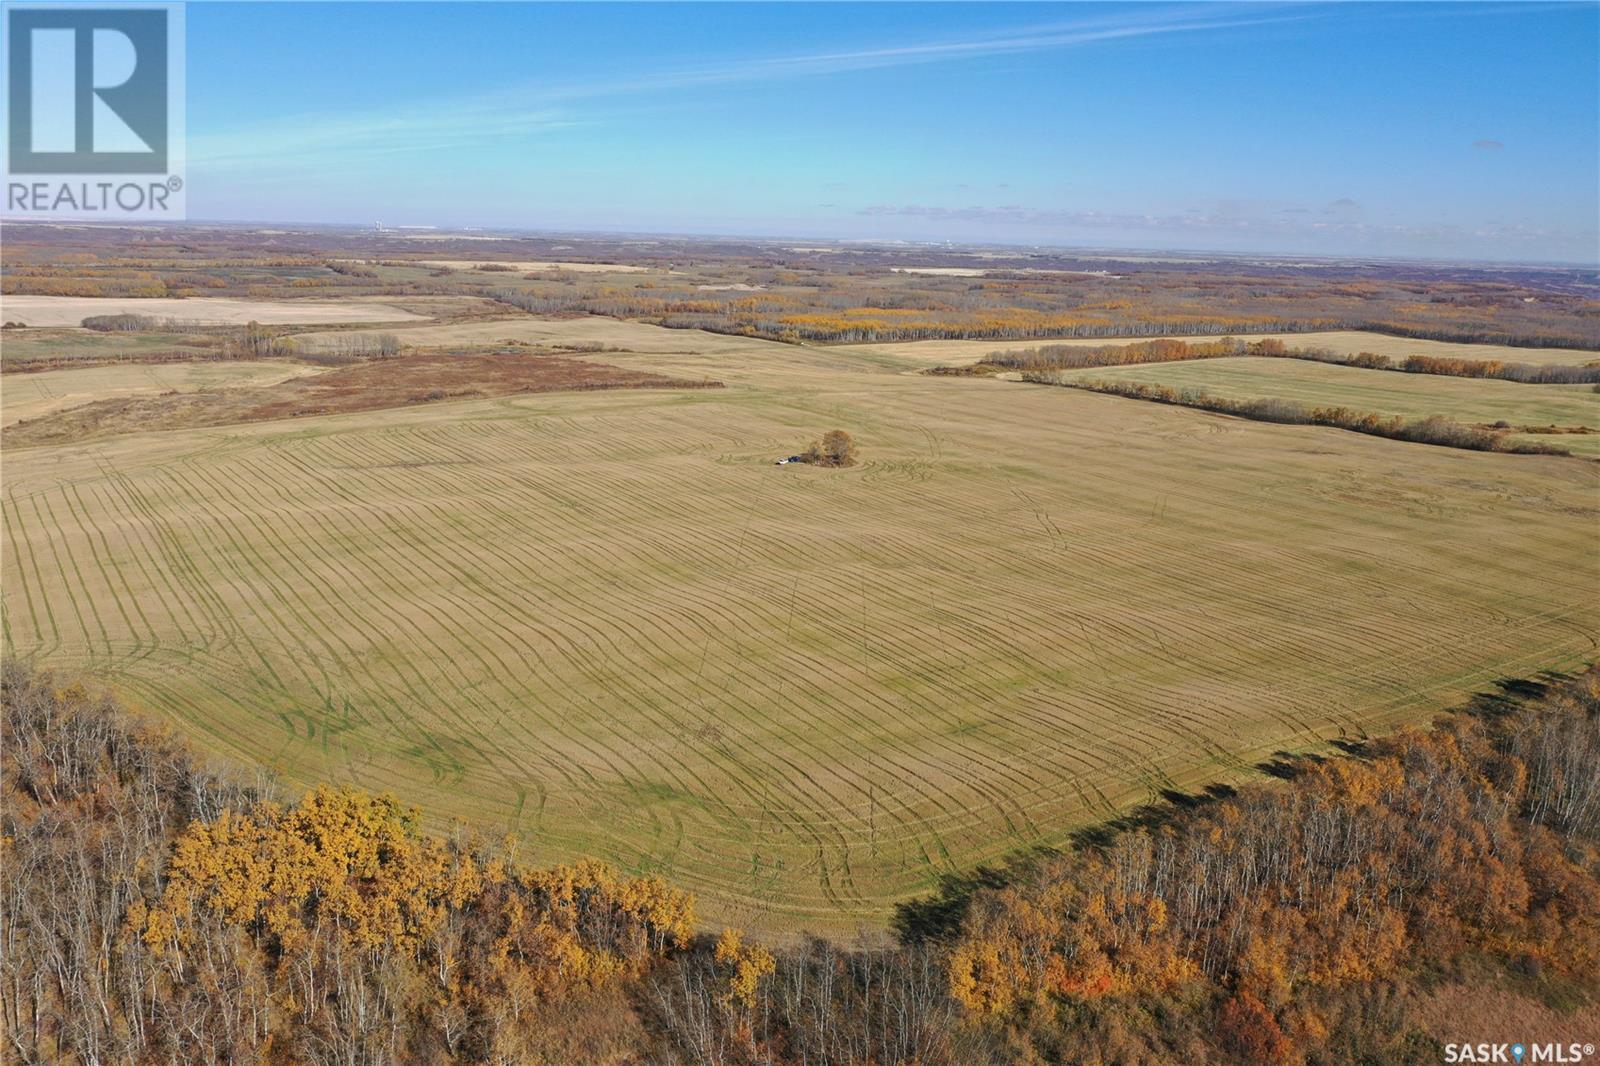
top-left (5, 214), bottom-right (1597, 271)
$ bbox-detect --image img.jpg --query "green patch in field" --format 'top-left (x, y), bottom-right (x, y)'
top-left (1057, 356), bottom-right (1600, 455)
top-left (1, 327), bottom-right (218, 366)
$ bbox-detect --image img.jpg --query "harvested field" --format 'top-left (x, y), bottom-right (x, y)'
top-left (0, 295), bottom-right (435, 328)
top-left (1, 361), bottom-right (328, 426)
top-left (1049, 357), bottom-right (1600, 458)
top-left (2, 350), bottom-right (720, 447)
top-left (4, 325), bottom-right (1595, 936)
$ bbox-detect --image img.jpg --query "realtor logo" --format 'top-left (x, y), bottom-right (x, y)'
top-left (4, 2), bottom-right (184, 216)
top-left (8, 7), bottom-right (167, 172)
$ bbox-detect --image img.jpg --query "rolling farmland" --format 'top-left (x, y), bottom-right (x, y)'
top-left (5, 322), bottom-right (1596, 934)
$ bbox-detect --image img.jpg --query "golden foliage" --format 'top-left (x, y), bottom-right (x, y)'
top-left (713, 928), bottom-right (776, 1009)
top-left (137, 783), bottom-right (694, 999)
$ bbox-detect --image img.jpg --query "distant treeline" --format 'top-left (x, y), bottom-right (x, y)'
top-left (5, 659), bottom-right (1597, 1064)
top-left (974, 337), bottom-right (1600, 384)
top-left (8, 225), bottom-right (1600, 350)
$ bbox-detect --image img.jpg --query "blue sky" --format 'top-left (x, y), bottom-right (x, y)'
top-left (185, 2), bottom-right (1599, 262)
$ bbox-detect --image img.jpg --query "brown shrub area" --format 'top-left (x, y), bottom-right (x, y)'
top-left (2, 350), bottom-right (723, 447)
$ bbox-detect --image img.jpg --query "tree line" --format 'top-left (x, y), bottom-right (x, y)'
top-left (974, 337), bottom-right (1600, 384)
top-left (4, 658), bottom-right (1597, 1063)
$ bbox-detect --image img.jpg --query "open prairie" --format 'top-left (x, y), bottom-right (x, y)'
top-left (4, 317), bottom-right (1596, 934)
top-left (1049, 356), bottom-right (1600, 457)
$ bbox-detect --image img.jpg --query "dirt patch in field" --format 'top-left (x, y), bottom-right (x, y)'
top-left (3, 350), bottom-right (722, 446)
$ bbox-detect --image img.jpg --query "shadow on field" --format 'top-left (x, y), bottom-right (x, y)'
top-left (890, 669), bottom-right (1575, 947)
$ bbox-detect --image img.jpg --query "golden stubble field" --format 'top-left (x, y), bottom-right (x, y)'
top-left (4, 317), bottom-right (1597, 935)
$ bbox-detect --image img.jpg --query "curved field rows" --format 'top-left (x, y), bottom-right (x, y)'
top-left (4, 340), bottom-right (1597, 936)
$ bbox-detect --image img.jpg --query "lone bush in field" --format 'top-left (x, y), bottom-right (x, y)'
top-left (802, 429), bottom-right (857, 468)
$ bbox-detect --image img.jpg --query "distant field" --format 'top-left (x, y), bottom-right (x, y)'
top-left (888, 267), bottom-right (1109, 278)
top-left (851, 329), bottom-right (1600, 368)
top-left (1052, 357), bottom-right (1600, 458)
top-left (293, 314), bottom-right (805, 358)
top-left (5, 318), bottom-right (1595, 936)
top-left (0, 295), bottom-right (433, 327)
top-left (1, 361), bottom-right (326, 426)
top-left (410, 259), bottom-right (655, 273)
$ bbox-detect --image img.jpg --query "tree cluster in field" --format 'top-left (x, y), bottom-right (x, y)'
top-left (1028, 375), bottom-right (1572, 455)
top-left (80, 313), bottom-right (189, 332)
top-left (6, 658), bottom-right (1597, 1064)
top-left (799, 429), bottom-right (858, 468)
top-left (295, 331), bottom-right (403, 361)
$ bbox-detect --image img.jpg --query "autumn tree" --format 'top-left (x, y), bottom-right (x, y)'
top-left (801, 429), bottom-right (857, 468)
